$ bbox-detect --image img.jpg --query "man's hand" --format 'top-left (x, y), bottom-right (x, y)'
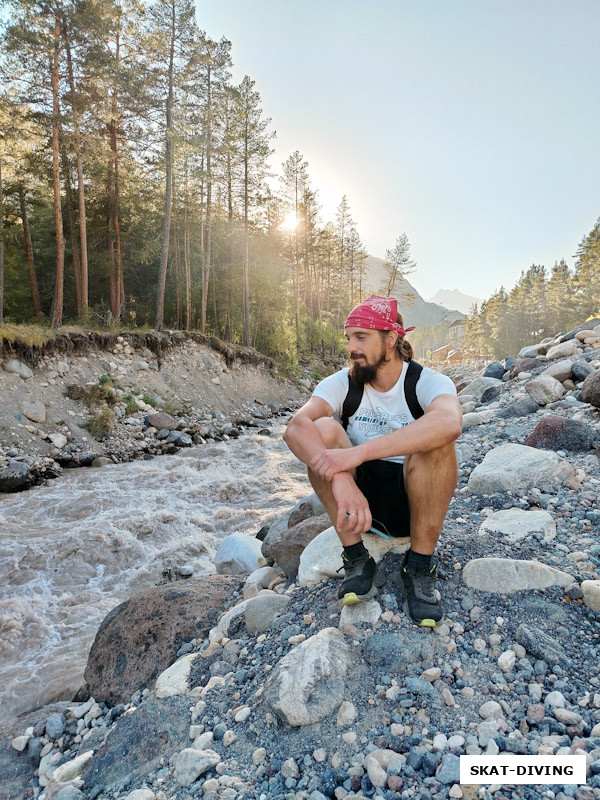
top-left (331, 473), bottom-right (372, 536)
top-left (310, 447), bottom-right (363, 481)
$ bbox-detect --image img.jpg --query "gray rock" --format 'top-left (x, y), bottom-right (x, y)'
top-left (146, 412), bottom-right (179, 431)
top-left (215, 533), bottom-right (266, 575)
top-left (0, 460), bottom-right (29, 492)
top-left (483, 362), bottom-right (506, 379)
top-left (19, 399), bottom-right (46, 423)
top-left (263, 512), bottom-right (331, 578)
top-left (462, 557), bottom-right (573, 593)
top-left (518, 345), bottom-right (543, 358)
top-left (244, 592), bottom-right (290, 633)
top-left (462, 412), bottom-right (486, 431)
top-left (496, 397), bottom-right (540, 419)
top-left (436, 752), bottom-right (461, 784)
top-left (545, 339), bottom-right (580, 360)
top-left (541, 358), bottom-right (575, 382)
top-left (45, 712), bottom-right (65, 739)
top-left (467, 443), bottom-right (574, 493)
top-left (91, 457), bottom-right (112, 468)
top-left (525, 374), bottom-right (565, 405)
top-left (53, 789), bottom-right (85, 800)
top-left (582, 369), bottom-right (600, 408)
top-left (458, 377), bottom-right (502, 401)
top-left (478, 508), bottom-right (556, 543)
top-left (515, 623), bottom-right (569, 666)
top-left (363, 632), bottom-right (437, 670)
top-left (572, 360), bottom-right (593, 381)
top-left (3, 359), bottom-right (33, 379)
top-left (172, 748), bottom-right (220, 786)
top-left (264, 628), bottom-right (351, 726)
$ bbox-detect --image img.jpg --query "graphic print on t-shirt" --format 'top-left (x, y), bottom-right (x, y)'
top-left (352, 404), bottom-right (411, 437)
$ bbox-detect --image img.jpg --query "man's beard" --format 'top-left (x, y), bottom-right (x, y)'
top-left (349, 347), bottom-right (388, 385)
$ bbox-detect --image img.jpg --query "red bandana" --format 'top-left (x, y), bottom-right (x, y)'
top-left (344, 295), bottom-right (415, 337)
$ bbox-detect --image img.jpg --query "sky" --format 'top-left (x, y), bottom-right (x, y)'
top-left (196, 0), bottom-right (599, 302)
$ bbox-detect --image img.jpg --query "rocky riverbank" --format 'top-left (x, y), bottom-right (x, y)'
top-left (2, 320), bottom-right (600, 800)
top-left (0, 331), bottom-right (310, 493)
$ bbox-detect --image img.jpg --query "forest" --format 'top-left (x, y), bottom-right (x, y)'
top-left (1, 0), bottom-right (598, 368)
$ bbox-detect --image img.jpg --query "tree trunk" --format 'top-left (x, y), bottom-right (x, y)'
top-left (19, 185), bottom-right (42, 318)
top-left (61, 147), bottom-right (82, 312)
top-left (0, 159), bottom-right (4, 324)
top-left (242, 120), bottom-right (250, 346)
top-left (201, 62), bottom-right (212, 334)
top-left (183, 158), bottom-right (191, 330)
top-left (108, 119), bottom-right (122, 318)
top-left (63, 20), bottom-right (88, 315)
top-left (155, 0), bottom-right (175, 331)
top-left (51, 13), bottom-right (65, 329)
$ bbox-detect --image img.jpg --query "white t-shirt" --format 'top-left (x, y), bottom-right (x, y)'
top-left (312, 363), bottom-right (456, 464)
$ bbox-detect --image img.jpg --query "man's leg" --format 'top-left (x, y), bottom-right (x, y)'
top-left (307, 417), bottom-right (383, 604)
top-left (397, 442), bottom-right (457, 626)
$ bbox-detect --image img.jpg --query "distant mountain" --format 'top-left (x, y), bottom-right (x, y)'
top-left (428, 289), bottom-right (483, 316)
top-left (363, 256), bottom-right (464, 328)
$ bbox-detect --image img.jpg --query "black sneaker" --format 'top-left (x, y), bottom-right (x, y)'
top-left (337, 551), bottom-right (385, 606)
top-left (397, 554), bottom-right (443, 627)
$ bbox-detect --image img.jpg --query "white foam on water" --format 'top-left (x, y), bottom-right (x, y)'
top-left (0, 420), bottom-right (310, 724)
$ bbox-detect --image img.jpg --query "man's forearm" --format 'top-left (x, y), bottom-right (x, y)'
top-left (283, 416), bottom-right (329, 467)
top-left (357, 408), bottom-right (461, 463)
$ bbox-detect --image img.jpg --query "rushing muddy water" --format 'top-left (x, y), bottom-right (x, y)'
top-left (0, 420), bottom-right (310, 725)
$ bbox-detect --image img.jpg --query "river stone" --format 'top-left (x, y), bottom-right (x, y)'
top-left (458, 377), bottom-right (502, 401)
top-left (52, 750), bottom-right (94, 783)
top-left (264, 628), bottom-right (351, 726)
top-left (542, 358), bottom-right (575, 382)
top-left (215, 532), bottom-right (266, 575)
top-left (3, 359), bottom-right (33, 379)
top-left (483, 362), bottom-right (506, 379)
top-left (582, 370), bottom-right (600, 408)
top-left (462, 412), bottom-right (486, 431)
top-left (172, 748), bottom-right (220, 786)
top-left (84, 575), bottom-right (241, 704)
top-left (46, 712), bottom-right (65, 739)
top-left (244, 591), bottom-right (290, 633)
top-left (82, 696), bottom-right (190, 795)
top-left (524, 374), bottom-right (565, 405)
top-left (0, 460), bottom-right (29, 492)
top-left (478, 508), bottom-right (556, 543)
top-left (467, 443), bottom-right (574, 493)
top-left (53, 789), bottom-right (85, 800)
top-left (581, 581), bottom-right (600, 613)
top-left (339, 599), bottom-right (382, 627)
top-left (518, 345), bottom-right (543, 358)
top-left (146, 411), bottom-right (178, 430)
top-left (263, 512), bottom-right (331, 578)
top-left (49, 433), bottom-right (68, 449)
top-left (155, 653), bottom-right (200, 698)
top-left (462, 558), bottom-right (573, 593)
top-left (572, 360), bottom-right (593, 381)
top-left (515, 623), bottom-right (569, 666)
top-left (19, 399), bottom-right (46, 423)
top-left (510, 357), bottom-right (543, 378)
top-left (436, 752), bottom-right (461, 785)
top-left (496, 397), bottom-right (540, 419)
top-left (243, 566), bottom-right (284, 599)
top-left (297, 525), bottom-right (409, 586)
top-left (545, 339), bottom-right (580, 360)
top-left (123, 791), bottom-right (155, 800)
top-left (363, 631), bottom-right (437, 669)
top-left (525, 416), bottom-right (598, 452)
top-left (481, 384), bottom-right (502, 403)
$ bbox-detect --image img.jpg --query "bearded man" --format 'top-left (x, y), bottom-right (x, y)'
top-left (283, 295), bottom-right (462, 627)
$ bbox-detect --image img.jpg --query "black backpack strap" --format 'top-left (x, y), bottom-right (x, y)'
top-left (405, 360), bottom-right (424, 419)
top-left (341, 374), bottom-right (363, 430)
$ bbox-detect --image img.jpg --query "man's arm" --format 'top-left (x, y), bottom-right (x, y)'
top-left (282, 396), bottom-right (336, 466)
top-left (310, 394), bottom-right (462, 480)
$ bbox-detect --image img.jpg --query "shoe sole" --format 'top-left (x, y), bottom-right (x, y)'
top-left (340, 568), bottom-right (386, 606)
top-left (397, 571), bottom-right (441, 628)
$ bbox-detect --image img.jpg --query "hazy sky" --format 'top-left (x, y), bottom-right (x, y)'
top-left (197, 0), bottom-right (599, 301)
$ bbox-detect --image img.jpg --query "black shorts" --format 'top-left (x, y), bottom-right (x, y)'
top-left (355, 459), bottom-right (410, 538)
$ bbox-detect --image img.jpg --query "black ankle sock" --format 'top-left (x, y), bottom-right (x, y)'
top-left (407, 549), bottom-right (433, 571)
top-left (344, 541), bottom-right (367, 561)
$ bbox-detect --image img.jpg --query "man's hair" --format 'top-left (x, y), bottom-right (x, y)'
top-left (379, 312), bottom-right (414, 362)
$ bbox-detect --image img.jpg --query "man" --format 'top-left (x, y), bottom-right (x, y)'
top-left (283, 295), bottom-right (462, 627)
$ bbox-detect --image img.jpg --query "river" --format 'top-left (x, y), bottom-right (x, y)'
top-left (0, 420), bottom-right (309, 725)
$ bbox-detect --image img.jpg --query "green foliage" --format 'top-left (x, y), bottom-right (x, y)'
top-left (124, 394), bottom-right (139, 415)
top-left (65, 379), bottom-right (116, 407)
top-left (141, 393), bottom-right (158, 408)
top-left (98, 374), bottom-right (111, 386)
top-left (84, 408), bottom-right (115, 436)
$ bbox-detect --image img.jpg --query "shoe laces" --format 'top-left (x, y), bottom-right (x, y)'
top-left (338, 551), bottom-right (368, 577)
top-left (406, 565), bottom-right (437, 598)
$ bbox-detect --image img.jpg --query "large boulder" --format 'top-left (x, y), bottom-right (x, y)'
top-left (0, 460), bottom-right (29, 492)
top-left (525, 415), bottom-right (598, 452)
top-left (467, 443), bottom-right (575, 493)
top-left (214, 533), bottom-right (266, 575)
top-left (518, 345), bottom-right (543, 359)
top-left (582, 370), bottom-right (600, 408)
top-left (264, 628), bottom-right (351, 726)
top-left (261, 494), bottom-right (325, 553)
top-left (263, 513), bottom-right (331, 578)
top-left (541, 359), bottom-right (575, 382)
top-left (545, 339), bottom-right (580, 360)
top-left (3, 359), bottom-right (33, 379)
top-left (558, 318), bottom-right (600, 342)
top-left (146, 412), bottom-right (179, 431)
top-left (524, 374), bottom-right (565, 405)
top-left (496, 397), bottom-right (540, 419)
top-left (84, 575), bottom-right (241, 705)
top-left (571, 360), bottom-right (593, 381)
top-left (82, 696), bottom-right (190, 796)
top-left (19, 399), bottom-right (46, 424)
top-left (510, 358), bottom-right (542, 378)
top-left (462, 558), bottom-right (574, 593)
top-left (483, 362), bottom-right (506, 380)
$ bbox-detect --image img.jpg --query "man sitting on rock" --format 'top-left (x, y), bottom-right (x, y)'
top-left (283, 295), bottom-right (462, 626)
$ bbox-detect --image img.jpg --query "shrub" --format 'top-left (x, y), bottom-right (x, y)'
top-left (84, 408), bottom-right (115, 436)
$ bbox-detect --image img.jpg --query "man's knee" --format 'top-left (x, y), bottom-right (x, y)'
top-left (314, 416), bottom-right (349, 449)
top-left (404, 442), bottom-right (457, 478)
